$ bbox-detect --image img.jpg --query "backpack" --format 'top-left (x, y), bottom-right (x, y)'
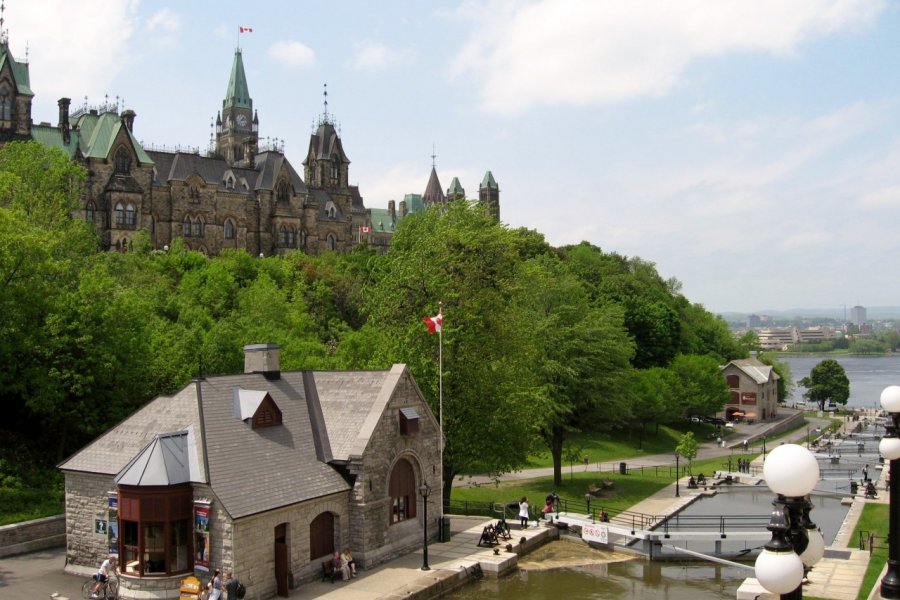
top-left (235, 581), bottom-right (246, 599)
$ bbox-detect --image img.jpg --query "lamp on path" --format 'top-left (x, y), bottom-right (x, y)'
top-left (754, 444), bottom-right (822, 599)
top-left (878, 386), bottom-right (900, 598)
top-left (675, 453), bottom-right (680, 498)
top-left (420, 480), bottom-right (431, 571)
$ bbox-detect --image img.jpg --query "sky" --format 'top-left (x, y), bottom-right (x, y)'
top-left (8, 0), bottom-right (900, 315)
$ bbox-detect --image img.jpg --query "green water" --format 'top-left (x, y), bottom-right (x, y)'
top-left (446, 540), bottom-right (749, 599)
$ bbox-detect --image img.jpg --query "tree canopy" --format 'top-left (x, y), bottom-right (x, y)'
top-left (799, 359), bottom-right (850, 411)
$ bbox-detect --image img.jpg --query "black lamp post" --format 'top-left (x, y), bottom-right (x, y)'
top-left (754, 444), bottom-right (824, 599)
top-left (420, 480), bottom-right (431, 571)
top-left (675, 453), bottom-right (680, 497)
top-left (878, 386), bottom-right (900, 598)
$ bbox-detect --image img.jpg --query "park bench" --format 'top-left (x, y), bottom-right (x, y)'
top-left (321, 559), bottom-right (339, 583)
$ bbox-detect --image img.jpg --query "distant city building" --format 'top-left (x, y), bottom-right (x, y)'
top-left (0, 36), bottom-right (499, 255)
top-left (851, 305), bottom-right (867, 326)
top-left (756, 326), bottom-right (836, 350)
top-left (747, 314), bottom-right (762, 328)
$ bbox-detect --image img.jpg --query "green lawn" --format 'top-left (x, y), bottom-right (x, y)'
top-left (847, 502), bottom-right (889, 600)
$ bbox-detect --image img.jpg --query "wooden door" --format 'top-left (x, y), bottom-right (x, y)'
top-left (274, 523), bottom-right (288, 597)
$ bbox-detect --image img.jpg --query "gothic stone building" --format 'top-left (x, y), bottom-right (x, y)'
top-left (0, 39), bottom-right (500, 255)
top-left (59, 343), bottom-right (442, 599)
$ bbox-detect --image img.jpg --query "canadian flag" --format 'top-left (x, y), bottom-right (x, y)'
top-left (239, 26), bottom-right (253, 33)
top-left (423, 310), bottom-right (442, 334)
top-left (360, 225), bottom-right (371, 233)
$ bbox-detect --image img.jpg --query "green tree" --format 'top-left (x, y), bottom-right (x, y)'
top-left (365, 203), bottom-right (540, 504)
top-left (676, 431), bottom-right (699, 474)
top-left (516, 254), bottom-right (635, 487)
top-left (758, 353), bottom-right (793, 403)
top-left (668, 354), bottom-right (731, 417)
top-left (799, 359), bottom-right (850, 411)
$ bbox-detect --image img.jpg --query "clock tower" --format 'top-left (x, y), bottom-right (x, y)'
top-left (215, 48), bottom-right (257, 165)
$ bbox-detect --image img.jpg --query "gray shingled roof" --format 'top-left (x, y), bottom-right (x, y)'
top-left (305, 122), bottom-right (349, 163)
top-left (727, 358), bottom-right (779, 384)
top-left (60, 365), bottom-right (419, 520)
top-left (255, 152), bottom-right (307, 193)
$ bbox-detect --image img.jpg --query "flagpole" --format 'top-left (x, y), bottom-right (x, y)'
top-left (438, 302), bottom-right (443, 521)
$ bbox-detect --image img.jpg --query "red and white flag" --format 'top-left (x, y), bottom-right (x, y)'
top-left (239, 26), bottom-right (253, 33)
top-left (360, 225), bottom-right (371, 233)
top-left (423, 309), bottom-right (442, 334)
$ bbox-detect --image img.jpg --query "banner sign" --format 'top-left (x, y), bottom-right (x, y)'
top-left (741, 392), bottom-right (758, 405)
top-left (194, 503), bottom-right (211, 572)
top-left (108, 491), bottom-right (118, 558)
top-left (581, 523), bottom-right (609, 544)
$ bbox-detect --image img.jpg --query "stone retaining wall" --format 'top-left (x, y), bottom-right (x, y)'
top-left (0, 514), bottom-right (66, 558)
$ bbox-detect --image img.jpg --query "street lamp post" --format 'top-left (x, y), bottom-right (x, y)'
top-left (878, 386), bottom-right (900, 598)
top-left (420, 480), bottom-right (431, 571)
top-left (754, 444), bottom-right (824, 599)
top-left (675, 453), bottom-right (680, 498)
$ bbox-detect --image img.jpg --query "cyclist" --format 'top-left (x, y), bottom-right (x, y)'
top-left (91, 555), bottom-right (117, 598)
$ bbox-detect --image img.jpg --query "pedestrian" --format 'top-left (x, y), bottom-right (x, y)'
top-left (863, 464), bottom-right (869, 482)
top-left (518, 496), bottom-right (529, 529)
top-left (208, 569), bottom-right (223, 600)
top-left (743, 439), bottom-right (749, 452)
top-left (223, 571), bottom-right (241, 599)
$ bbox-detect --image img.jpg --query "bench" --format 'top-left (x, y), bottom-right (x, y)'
top-left (321, 559), bottom-right (338, 583)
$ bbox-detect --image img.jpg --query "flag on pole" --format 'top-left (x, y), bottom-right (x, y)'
top-left (360, 225), bottom-right (371, 233)
top-left (239, 26), bottom-right (253, 33)
top-left (423, 310), bottom-right (442, 334)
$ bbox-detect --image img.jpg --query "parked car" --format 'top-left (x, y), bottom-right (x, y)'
top-left (725, 422), bottom-right (735, 429)
top-left (704, 416), bottom-right (726, 426)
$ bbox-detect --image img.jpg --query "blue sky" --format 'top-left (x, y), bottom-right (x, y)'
top-left (10, 0), bottom-right (900, 315)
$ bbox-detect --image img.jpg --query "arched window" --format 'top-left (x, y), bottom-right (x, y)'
top-left (287, 227), bottom-right (296, 248)
top-left (86, 202), bottom-right (95, 223)
top-left (331, 156), bottom-right (340, 183)
top-left (118, 484), bottom-right (193, 576)
top-left (125, 203), bottom-right (136, 226)
top-left (277, 181), bottom-right (290, 203)
top-left (0, 88), bottom-right (11, 121)
top-left (326, 233), bottom-right (336, 251)
top-left (726, 374), bottom-right (740, 389)
top-left (300, 229), bottom-right (307, 248)
top-left (183, 216), bottom-right (191, 237)
top-left (389, 458), bottom-right (416, 524)
top-left (224, 219), bottom-right (235, 240)
top-left (193, 217), bottom-right (203, 237)
top-left (115, 148), bottom-right (131, 174)
top-left (309, 513), bottom-right (335, 560)
top-left (115, 203), bottom-right (125, 226)
top-left (279, 225), bottom-right (287, 246)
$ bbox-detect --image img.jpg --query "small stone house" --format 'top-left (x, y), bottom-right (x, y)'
top-left (59, 344), bottom-right (442, 599)
top-left (721, 357), bottom-right (779, 421)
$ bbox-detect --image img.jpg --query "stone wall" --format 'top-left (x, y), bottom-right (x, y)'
top-left (0, 514), bottom-right (66, 558)
top-left (64, 471), bottom-right (116, 569)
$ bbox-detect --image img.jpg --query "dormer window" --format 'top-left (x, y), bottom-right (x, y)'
top-left (234, 387), bottom-right (283, 429)
top-left (277, 181), bottom-right (290, 203)
top-left (399, 407), bottom-right (419, 435)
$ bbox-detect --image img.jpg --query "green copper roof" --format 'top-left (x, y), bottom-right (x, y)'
top-left (224, 49), bottom-right (252, 110)
top-left (481, 170), bottom-right (498, 190)
top-left (403, 193), bottom-right (424, 213)
top-left (0, 43), bottom-right (34, 96)
top-left (447, 176), bottom-right (464, 196)
top-left (75, 111), bottom-right (153, 164)
top-left (30, 124), bottom-right (79, 157)
top-left (369, 208), bottom-right (396, 233)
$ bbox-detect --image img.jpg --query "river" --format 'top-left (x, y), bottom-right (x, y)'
top-left (781, 354), bottom-right (900, 409)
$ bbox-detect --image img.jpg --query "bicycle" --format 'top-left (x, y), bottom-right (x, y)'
top-left (81, 574), bottom-right (119, 599)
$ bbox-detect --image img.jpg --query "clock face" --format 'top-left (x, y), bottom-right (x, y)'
top-left (236, 114), bottom-right (248, 127)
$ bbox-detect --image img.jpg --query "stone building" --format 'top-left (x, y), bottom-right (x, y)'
top-left (721, 357), bottom-right (779, 421)
top-left (0, 36), bottom-right (500, 255)
top-left (59, 343), bottom-right (442, 599)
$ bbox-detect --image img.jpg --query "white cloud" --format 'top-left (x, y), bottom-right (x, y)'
top-left (452, 0), bottom-right (885, 116)
top-left (267, 40), bottom-right (315, 69)
top-left (8, 0), bottom-right (138, 108)
top-left (146, 8), bottom-right (182, 48)
top-left (350, 41), bottom-right (413, 71)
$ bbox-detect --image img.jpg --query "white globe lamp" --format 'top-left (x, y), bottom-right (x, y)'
top-left (755, 548), bottom-right (805, 595)
top-left (763, 444), bottom-right (819, 498)
top-left (882, 386), bottom-right (900, 414)
top-left (800, 527), bottom-right (825, 567)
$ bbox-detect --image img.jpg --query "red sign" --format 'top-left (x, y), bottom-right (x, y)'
top-left (741, 392), bottom-right (757, 405)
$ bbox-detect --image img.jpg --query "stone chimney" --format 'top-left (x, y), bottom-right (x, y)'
top-left (121, 109), bottom-right (136, 132)
top-left (243, 137), bottom-right (257, 169)
top-left (388, 200), bottom-right (395, 219)
top-left (243, 343), bottom-right (280, 379)
top-left (58, 97), bottom-right (71, 144)
top-left (399, 200), bottom-right (407, 217)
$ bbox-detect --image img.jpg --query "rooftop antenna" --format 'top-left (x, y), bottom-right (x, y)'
top-left (209, 117), bottom-right (214, 147)
top-left (431, 144), bottom-right (437, 168)
top-left (322, 83), bottom-right (329, 123)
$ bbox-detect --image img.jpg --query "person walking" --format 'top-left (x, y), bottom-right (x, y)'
top-left (518, 496), bottom-right (530, 529)
top-left (224, 571), bottom-right (241, 599)
top-left (208, 569), bottom-right (223, 600)
top-left (863, 464), bottom-right (869, 482)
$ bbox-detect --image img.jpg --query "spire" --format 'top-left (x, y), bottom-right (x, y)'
top-left (423, 167), bottom-right (445, 207)
top-left (224, 48), bottom-right (251, 110)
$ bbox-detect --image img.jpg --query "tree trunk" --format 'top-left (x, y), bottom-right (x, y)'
top-left (550, 426), bottom-right (565, 487)
top-left (443, 466), bottom-right (455, 514)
